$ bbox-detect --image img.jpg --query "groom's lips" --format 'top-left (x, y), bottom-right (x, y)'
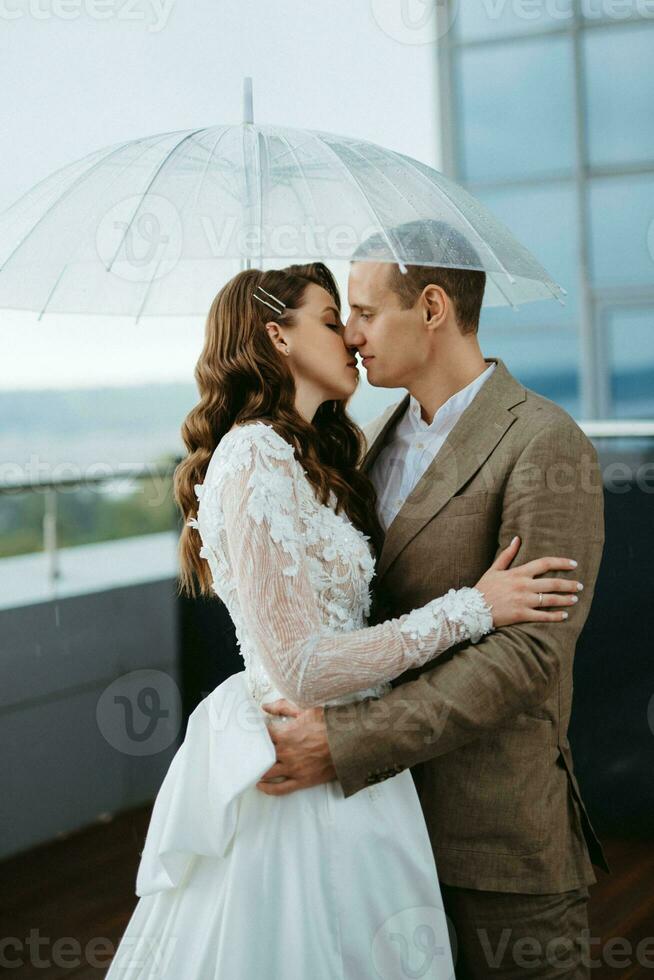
top-left (361, 356), bottom-right (374, 366)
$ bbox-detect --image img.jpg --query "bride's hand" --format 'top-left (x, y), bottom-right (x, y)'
top-left (475, 536), bottom-right (583, 628)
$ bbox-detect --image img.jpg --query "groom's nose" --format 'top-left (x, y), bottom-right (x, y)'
top-left (344, 314), bottom-right (363, 349)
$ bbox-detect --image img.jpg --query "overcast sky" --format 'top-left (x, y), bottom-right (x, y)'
top-left (0, 0), bottom-right (441, 390)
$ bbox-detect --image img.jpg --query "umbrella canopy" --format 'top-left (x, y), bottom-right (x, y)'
top-left (0, 121), bottom-right (565, 321)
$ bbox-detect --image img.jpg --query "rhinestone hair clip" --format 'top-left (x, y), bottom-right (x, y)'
top-left (252, 285), bottom-right (286, 316)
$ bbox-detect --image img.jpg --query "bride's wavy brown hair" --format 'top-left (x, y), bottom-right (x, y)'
top-left (174, 262), bottom-right (385, 599)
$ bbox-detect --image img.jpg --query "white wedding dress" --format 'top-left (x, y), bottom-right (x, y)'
top-left (105, 421), bottom-right (493, 980)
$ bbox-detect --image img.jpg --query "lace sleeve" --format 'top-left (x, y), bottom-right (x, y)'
top-left (212, 427), bottom-right (494, 709)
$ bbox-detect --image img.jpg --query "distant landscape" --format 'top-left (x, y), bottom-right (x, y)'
top-left (0, 383), bottom-right (198, 473)
top-left (0, 379), bottom-right (399, 474)
top-left (2, 366), bottom-right (652, 477)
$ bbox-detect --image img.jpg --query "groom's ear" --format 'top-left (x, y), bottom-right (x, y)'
top-left (422, 284), bottom-right (448, 330)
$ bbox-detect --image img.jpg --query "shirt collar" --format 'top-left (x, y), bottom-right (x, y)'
top-left (408, 361), bottom-right (496, 430)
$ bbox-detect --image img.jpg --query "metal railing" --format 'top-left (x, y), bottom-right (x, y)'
top-left (579, 420), bottom-right (654, 438)
top-left (0, 461), bottom-right (179, 584)
top-left (1, 423), bottom-right (653, 586)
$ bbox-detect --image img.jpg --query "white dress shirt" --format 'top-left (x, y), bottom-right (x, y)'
top-left (370, 362), bottom-right (496, 532)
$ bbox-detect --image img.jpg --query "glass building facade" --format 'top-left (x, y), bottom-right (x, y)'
top-left (437, 2), bottom-right (654, 419)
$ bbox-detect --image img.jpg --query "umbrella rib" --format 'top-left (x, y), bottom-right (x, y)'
top-left (396, 153), bottom-right (525, 304)
top-left (193, 128), bottom-right (245, 210)
top-left (307, 132), bottom-right (408, 271)
top-left (0, 154), bottom-right (105, 256)
top-left (486, 272), bottom-right (520, 311)
top-left (540, 276), bottom-right (567, 305)
top-left (0, 139), bottom-right (140, 274)
top-left (345, 141), bottom-right (426, 227)
top-left (36, 263), bottom-right (69, 322)
top-left (133, 130), bottom-right (228, 321)
top-left (133, 247), bottom-right (167, 324)
top-left (0, 143), bottom-right (118, 224)
top-left (106, 127), bottom-right (206, 273)
top-left (426, 157), bottom-right (565, 302)
top-left (278, 134), bottom-right (323, 228)
top-left (133, 127), bottom-right (247, 318)
top-left (191, 126), bottom-right (231, 212)
top-left (36, 131), bottom-right (175, 320)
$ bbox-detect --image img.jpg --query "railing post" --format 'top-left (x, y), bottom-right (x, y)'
top-left (43, 488), bottom-right (60, 583)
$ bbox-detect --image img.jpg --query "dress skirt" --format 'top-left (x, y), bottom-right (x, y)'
top-left (105, 670), bottom-right (455, 979)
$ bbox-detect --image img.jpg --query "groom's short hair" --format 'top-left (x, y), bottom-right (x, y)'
top-left (352, 219), bottom-right (486, 335)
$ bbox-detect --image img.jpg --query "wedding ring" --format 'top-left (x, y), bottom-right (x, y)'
top-left (538, 592), bottom-right (543, 607)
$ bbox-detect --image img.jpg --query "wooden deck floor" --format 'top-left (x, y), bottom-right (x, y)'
top-left (1, 805), bottom-right (652, 978)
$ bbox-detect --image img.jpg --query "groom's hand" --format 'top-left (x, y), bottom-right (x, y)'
top-left (256, 699), bottom-right (337, 795)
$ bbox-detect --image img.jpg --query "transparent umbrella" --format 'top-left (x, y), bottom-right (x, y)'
top-left (0, 80), bottom-right (565, 321)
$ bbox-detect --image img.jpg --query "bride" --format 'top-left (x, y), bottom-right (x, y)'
top-left (105, 262), bottom-right (580, 980)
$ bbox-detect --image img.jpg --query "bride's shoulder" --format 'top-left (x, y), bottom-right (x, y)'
top-left (221, 420), bottom-right (295, 458)
top-left (208, 421), bottom-right (302, 486)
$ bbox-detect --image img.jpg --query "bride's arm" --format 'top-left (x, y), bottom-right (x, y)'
top-left (212, 430), bottom-right (493, 709)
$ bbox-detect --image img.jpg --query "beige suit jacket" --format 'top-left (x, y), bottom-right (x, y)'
top-left (324, 358), bottom-right (610, 893)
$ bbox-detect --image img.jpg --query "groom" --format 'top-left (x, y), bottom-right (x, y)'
top-left (257, 220), bottom-right (610, 978)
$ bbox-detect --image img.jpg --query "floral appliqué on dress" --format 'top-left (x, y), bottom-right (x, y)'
top-left (186, 422), bottom-right (493, 712)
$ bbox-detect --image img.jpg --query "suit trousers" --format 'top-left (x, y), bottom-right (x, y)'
top-left (440, 882), bottom-right (591, 979)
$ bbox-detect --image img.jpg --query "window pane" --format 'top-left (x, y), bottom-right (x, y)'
top-left (478, 182), bottom-right (579, 326)
top-left (482, 326), bottom-right (581, 416)
top-left (456, 0), bottom-right (574, 41)
top-left (456, 37), bottom-right (576, 181)
top-left (605, 307), bottom-right (654, 418)
top-left (588, 174), bottom-right (654, 286)
top-left (583, 23), bottom-right (654, 168)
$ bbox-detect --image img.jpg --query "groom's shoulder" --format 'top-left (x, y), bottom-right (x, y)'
top-left (509, 379), bottom-right (593, 454)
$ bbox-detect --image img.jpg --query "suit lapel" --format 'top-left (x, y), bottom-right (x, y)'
top-left (373, 359), bottom-right (526, 583)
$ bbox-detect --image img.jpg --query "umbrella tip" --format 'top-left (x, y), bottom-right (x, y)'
top-left (243, 77), bottom-right (254, 125)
